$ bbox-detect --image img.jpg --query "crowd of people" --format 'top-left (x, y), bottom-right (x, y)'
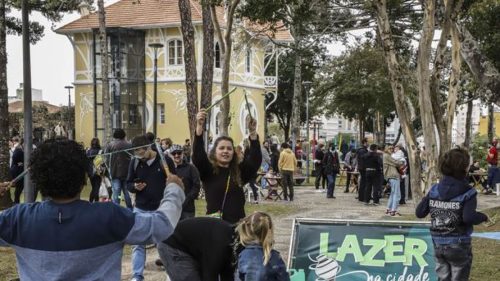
top-left (0, 109), bottom-right (498, 281)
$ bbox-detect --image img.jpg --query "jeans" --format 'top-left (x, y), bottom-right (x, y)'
top-left (386, 178), bottom-right (401, 211)
top-left (111, 178), bottom-right (132, 209)
top-left (487, 165), bottom-right (499, 188)
top-left (434, 243), bottom-right (472, 281)
top-left (158, 243), bottom-right (202, 281)
top-left (131, 207), bottom-right (154, 281)
top-left (326, 174), bottom-right (337, 197)
top-left (260, 163), bottom-right (269, 188)
top-left (281, 171), bottom-right (294, 201)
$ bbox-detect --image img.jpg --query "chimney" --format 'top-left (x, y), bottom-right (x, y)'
top-left (78, 2), bottom-right (91, 16)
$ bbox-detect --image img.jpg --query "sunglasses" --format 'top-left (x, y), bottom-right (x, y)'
top-left (171, 151), bottom-right (183, 156)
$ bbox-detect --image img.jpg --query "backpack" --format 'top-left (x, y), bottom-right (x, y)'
top-left (92, 150), bottom-right (106, 176)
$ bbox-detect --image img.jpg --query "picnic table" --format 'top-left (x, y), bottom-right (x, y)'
top-left (469, 171), bottom-right (487, 190)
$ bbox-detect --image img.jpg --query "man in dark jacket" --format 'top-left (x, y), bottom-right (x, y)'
top-left (314, 142), bottom-right (326, 190)
top-left (363, 144), bottom-right (383, 205)
top-left (170, 145), bottom-right (200, 219)
top-left (356, 138), bottom-right (369, 202)
top-left (126, 135), bottom-right (172, 281)
top-left (323, 144), bottom-right (340, 199)
top-left (105, 129), bottom-right (133, 209)
top-left (416, 148), bottom-right (489, 281)
top-left (10, 137), bottom-right (24, 203)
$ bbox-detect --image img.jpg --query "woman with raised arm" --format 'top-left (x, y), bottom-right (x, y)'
top-left (192, 109), bottom-right (262, 224)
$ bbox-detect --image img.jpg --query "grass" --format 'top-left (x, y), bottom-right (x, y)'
top-left (1, 184), bottom-right (300, 281)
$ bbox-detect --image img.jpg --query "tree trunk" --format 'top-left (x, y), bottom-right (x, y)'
top-left (417, 0), bottom-right (439, 185)
top-left (488, 103), bottom-right (494, 141)
top-left (463, 94), bottom-right (473, 148)
top-left (200, 3), bottom-right (214, 110)
top-left (213, 0), bottom-right (241, 137)
top-left (373, 0), bottom-right (423, 200)
top-left (456, 22), bottom-right (500, 106)
top-left (0, 0), bottom-right (13, 209)
top-left (445, 25), bottom-right (461, 147)
top-left (290, 45), bottom-right (302, 148)
top-left (179, 0), bottom-right (198, 141)
top-left (98, 0), bottom-right (112, 143)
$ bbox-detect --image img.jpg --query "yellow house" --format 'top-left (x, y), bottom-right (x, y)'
top-left (56, 0), bottom-right (292, 147)
top-left (478, 112), bottom-right (500, 137)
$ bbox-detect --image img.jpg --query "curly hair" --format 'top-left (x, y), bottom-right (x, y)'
top-left (30, 139), bottom-right (88, 199)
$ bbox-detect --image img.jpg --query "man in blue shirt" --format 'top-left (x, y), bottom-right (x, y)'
top-left (0, 139), bottom-right (185, 281)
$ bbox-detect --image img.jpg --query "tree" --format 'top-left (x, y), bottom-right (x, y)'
top-left (211, 0), bottom-right (241, 136)
top-left (0, 0), bottom-right (11, 209)
top-left (0, 0), bottom-right (92, 208)
top-left (200, 2), bottom-right (214, 110)
top-left (314, 43), bottom-right (396, 143)
top-left (178, 0), bottom-right (198, 141)
top-left (240, 0), bottom-right (349, 148)
top-left (266, 50), bottom-right (320, 141)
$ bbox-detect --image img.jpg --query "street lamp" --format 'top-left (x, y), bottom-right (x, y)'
top-left (149, 43), bottom-right (164, 136)
top-left (65, 85), bottom-right (74, 139)
top-left (303, 81), bottom-right (312, 183)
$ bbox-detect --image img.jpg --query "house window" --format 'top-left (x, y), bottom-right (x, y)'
top-left (168, 40), bottom-right (183, 65)
top-left (215, 42), bottom-right (221, 68)
top-left (239, 97), bottom-right (258, 135)
top-left (245, 48), bottom-right (252, 73)
top-left (158, 104), bottom-right (165, 124)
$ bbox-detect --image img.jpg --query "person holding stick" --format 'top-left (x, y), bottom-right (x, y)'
top-left (193, 108), bottom-right (262, 224)
top-left (0, 139), bottom-right (185, 281)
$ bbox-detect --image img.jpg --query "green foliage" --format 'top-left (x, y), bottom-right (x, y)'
top-left (4, 0), bottom-right (94, 44)
top-left (265, 50), bottom-right (321, 140)
top-left (470, 133), bottom-right (490, 168)
top-left (463, 0), bottom-right (500, 70)
top-left (314, 42), bottom-right (395, 124)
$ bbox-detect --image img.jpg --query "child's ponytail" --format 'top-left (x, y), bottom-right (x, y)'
top-left (236, 212), bottom-right (275, 265)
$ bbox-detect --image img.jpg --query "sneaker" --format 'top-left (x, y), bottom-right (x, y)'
top-left (344, 190), bottom-right (349, 193)
top-left (332, 196), bottom-right (336, 199)
top-left (316, 190), bottom-right (324, 193)
top-left (373, 202), bottom-right (380, 206)
top-left (385, 209), bottom-right (390, 214)
top-left (364, 202), bottom-right (371, 206)
top-left (252, 200), bottom-right (259, 204)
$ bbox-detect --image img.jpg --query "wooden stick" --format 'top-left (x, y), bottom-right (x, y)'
top-left (244, 90), bottom-right (253, 120)
top-left (205, 87), bottom-right (238, 111)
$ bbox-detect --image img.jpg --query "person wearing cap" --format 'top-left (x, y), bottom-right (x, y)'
top-left (170, 144), bottom-right (201, 220)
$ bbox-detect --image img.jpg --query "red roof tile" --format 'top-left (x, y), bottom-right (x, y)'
top-left (56, 0), bottom-right (293, 41)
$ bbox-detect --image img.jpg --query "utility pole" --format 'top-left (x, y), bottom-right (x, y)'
top-left (65, 85), bottom-right (74, 140)
top-left (22, 0), bottom-right (33, 202)
top-left (149, 43), bottom-right (163, 136)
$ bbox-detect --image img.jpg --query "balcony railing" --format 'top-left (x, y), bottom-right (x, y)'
top-left (264, 76), bottom-right (277, 88)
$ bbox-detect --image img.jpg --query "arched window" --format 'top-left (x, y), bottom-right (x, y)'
top-left (215, 42), bottom-right (221, 68)
top-left (168, 40), bottom-right (183, 65)
top-left (239, 96), bottom-right (258, 135)
top-left (245, 48), bottom-right (252, 73)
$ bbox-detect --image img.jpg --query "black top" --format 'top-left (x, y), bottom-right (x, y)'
top-left (356, 146), bottom-right (368, 171)
top-left (10, 147), bottom-right (24, 178)
top-left (126, 154), bottom-right (166, 211)
top-left (176, 161), bottom-right (201, 213)
top-left (362, 151), bottom-right (383, 171)
top-left (314, 149), bottom-right (325, 168)
top-left (270, 151), bottom-right (280, 173)
top-left (165, 217), bottom-right (235, 281)
top-left (192, 135), bottom-right (262, 224)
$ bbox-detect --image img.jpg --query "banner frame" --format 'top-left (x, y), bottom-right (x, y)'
top-left (287, 217), bottom-right (431, 269)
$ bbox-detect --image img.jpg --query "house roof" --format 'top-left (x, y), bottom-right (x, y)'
top-left (9, 101), bottom-right (62, 114)
top-left (56, 0), bottom-right (293, 42)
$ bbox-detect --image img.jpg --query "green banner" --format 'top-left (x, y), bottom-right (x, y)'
top-left (288, 219), bottom-right (437, 281)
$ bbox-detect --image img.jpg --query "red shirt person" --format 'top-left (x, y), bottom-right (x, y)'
top-left (486, 138), bottom-right (499, 189)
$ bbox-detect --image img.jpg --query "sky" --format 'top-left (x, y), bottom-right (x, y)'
top-left (6, 0), bottom-right (348, 107)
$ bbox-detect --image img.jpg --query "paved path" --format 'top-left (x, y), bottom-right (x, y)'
top-left (121, 185), bottom-right (500, 281)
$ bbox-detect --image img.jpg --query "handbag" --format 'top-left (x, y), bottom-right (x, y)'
top-left (99, 179), bottom-right (110, 199)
